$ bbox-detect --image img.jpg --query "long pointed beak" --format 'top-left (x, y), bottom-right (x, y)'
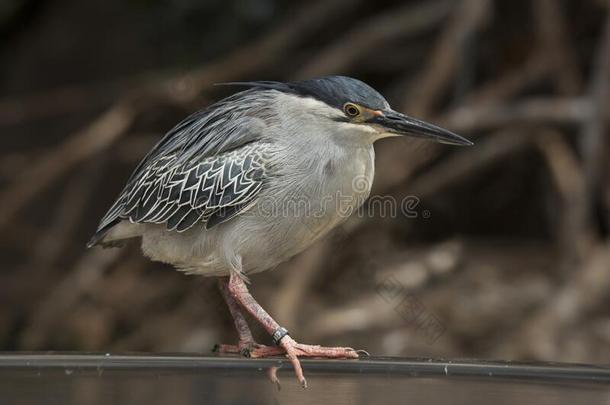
top-left (370, 110), bottom-right (473, 146)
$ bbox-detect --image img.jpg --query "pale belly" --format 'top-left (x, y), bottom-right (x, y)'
top-left (235, 144), bottom-right (376, 274)
top-left (140, 145), bottom-right (376, 276)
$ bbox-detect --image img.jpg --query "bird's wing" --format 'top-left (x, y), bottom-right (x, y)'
top-left (88, 89), bottom-right (273, 246)
top-left (115, 144), bottom-right (268, 232)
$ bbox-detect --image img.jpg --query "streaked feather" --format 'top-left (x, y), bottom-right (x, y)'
top-left (88, 89), bottom-right (275, 247)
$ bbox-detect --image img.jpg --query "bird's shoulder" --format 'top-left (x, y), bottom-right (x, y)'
top-left (115, 141), bottom-right (273, 232)
top-left (90, 91), bottom-right (279, 243)
top-left (128, 91), bottom-right (273, 183)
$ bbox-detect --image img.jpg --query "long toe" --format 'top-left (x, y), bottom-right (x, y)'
top-left (215, 341), bottom-right (286, 358)
top-left (278, 336), bottom-right (362, 388)
top-left (291, 343), bottom-right (360, 359)
top-left (246, 344), bottom-right (286, 358)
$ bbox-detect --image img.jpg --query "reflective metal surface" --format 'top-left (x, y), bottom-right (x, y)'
top-left (1, 354), bottom-right (608, 404)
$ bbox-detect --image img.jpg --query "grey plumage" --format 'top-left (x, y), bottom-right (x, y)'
top-left (89, 75), bottom-right (471, 278)
top-left (87, 76), bottom-right (472, 385)
top-left (88, 89), bottom-right (275, 247)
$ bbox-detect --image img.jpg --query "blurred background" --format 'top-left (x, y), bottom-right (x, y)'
top-left (0, 0), bottom-right (609, 365)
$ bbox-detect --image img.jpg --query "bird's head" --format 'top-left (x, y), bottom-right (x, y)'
top-left (220, 75), bottom-right (472, 146)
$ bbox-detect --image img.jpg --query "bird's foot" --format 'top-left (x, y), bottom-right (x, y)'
top-left (276, 335), bottom-right (360, 388)
top-left (214, 337), bottom-right (361, 388)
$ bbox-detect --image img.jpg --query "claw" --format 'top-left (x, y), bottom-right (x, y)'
top-left (267, 366), bottom-right (281, 391)
top-left (275, 335), bottom-right (361, 386)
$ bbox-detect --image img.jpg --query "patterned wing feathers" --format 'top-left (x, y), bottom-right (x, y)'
top-left (117, 145), bottom-right (268, 232)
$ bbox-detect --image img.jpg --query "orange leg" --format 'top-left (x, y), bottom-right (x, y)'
top-left (216, 278), bottom-right (280, 357)
top-left (225, 273), bottom-right (359, 388)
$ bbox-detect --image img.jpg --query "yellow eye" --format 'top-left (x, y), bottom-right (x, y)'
top-left (343, 103), bottom-right (361, 118)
